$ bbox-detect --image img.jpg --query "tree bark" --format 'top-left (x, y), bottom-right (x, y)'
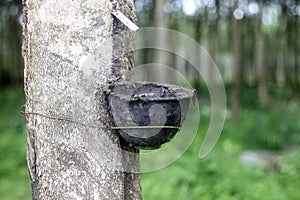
top-left (22, 0), bottom-right (141, 199)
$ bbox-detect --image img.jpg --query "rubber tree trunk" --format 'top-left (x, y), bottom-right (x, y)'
top-left (22, 0), bottom-right (141, 199)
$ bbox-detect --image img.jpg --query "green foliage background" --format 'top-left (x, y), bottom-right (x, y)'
top-left (141, 90), bottom-right (300, 200)
top-left (0, 88), bottom-right (31, 199)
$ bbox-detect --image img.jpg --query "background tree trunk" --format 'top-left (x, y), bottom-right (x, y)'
top-left (230, 16), bottom-right (241, 120)
top-left (22, 0), bottom-right (141, 199)
top-left (154, 0), bottom-right (173, 83)
top-left (255, 16), bottom-right (268, 105)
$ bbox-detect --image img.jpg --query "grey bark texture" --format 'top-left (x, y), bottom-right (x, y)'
top-left (22, 0), bottom-right (141, 199)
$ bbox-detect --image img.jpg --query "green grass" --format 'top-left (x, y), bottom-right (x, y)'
top-left (141, 99), bottom-right (300, 200)
top-left (1, 87), bottom-right (300, 200)
top-left (0, 87), bottom-right (31, 200)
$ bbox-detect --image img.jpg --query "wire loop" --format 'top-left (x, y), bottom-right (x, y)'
top-left (21, 111), bottom-right (180, 130)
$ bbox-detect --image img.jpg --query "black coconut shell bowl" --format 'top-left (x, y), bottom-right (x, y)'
top-left (106, 82), bottom-right (196, 149)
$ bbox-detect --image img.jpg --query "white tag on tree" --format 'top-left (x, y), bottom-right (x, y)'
top-left (112, 10), bottom-right (139, 31)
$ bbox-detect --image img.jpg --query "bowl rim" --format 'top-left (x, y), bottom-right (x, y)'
top-left (108, 81), bottom-right (196, 102)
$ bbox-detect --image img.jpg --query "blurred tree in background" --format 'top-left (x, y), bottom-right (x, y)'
top-left (0, 0), bottom-right (23, 86)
